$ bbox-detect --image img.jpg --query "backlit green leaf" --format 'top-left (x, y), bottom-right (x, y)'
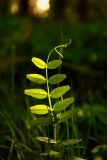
top-left (32, 57), bottom-right (46, 69)
top-left (58, 110), bottom-right (73, 122)
top-left (62, 139), bottom-right (82, 146)
top-left (49, 74), bottom-right (66, 85)
top-left (48, 60), bottom-right (62, 69)
top-left (74, 157), bottom-right (86, 160)
top-left (24, 89), bottom-right (47, 99)
top-left (41, 150), bottom-right (61, 157)
top-left (36, 137), bottom-right (57, 144)
top-left (50, 85), bottom-right (70, 98)
top-left (26, 74), bottom-right (46, 84)
top-left (30, 117), bottom-right (50, 126)
top-left (53, 97), bottom-right (74, 111)
top-left (30, 105), bottom-right (48, 115)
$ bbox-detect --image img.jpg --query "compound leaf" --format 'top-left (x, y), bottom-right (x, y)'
top-left (50, 85), bottom-right (70, 98)
top-left (30, 105), bottom-right (49, 115)
top-left (32, 57), bottom-right (46, 69)
top-left (26, 74), bottom-right (46, 84)
top-left (53, 97), bottom-right (74, 112)
top-left (49, 74), bottom-right (66, 85)
top-left (24, 89), bottom-right (47, 99)
top-left (48, 60), bottom-right (62, 69)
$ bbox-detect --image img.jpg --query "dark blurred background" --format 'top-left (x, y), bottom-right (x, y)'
top-left (0, 0), bottom-right (107, 104)
top-left (0, 0), bottom-right (107, 159)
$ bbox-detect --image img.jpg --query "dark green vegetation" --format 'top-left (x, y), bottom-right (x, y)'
top-left (0, 1), bottom-right (107, 159)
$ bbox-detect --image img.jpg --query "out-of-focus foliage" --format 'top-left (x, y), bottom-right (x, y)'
top-left (0, 17), bottom-right (107, 104)
top-left (0, 0), bottom-right (107, 159)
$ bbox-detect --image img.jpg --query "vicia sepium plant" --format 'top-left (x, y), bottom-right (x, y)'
top-left (24, 40), bottom-right (83, 159)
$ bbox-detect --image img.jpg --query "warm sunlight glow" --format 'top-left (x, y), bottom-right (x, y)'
top-left (29, 0), bottom-right (50, 17)
top-left (36, 0), bottom-right (50, 12)
top-left (10, 1), bottom-right (19, 14)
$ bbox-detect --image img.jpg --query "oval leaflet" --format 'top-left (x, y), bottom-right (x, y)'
top-left (30, 105), bottom-right (49, 115)
top-left (48, 60), bottom-right (62, 69)
top-left (26, 74), bottom-right (46, 84)
top-left (50, 85), bottom-right (70, 98)
top-left (49, 74), bottom-right (66, 85)
top-left (24, 89), bottom-right (48, 99)
top-left (32, 57), bottom-right (46, 69)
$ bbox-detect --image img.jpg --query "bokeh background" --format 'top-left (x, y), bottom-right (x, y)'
top-left (0, 0), bottom-right (107, 159)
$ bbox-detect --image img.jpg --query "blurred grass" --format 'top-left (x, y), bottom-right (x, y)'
top-left (0, 79), bottom-right (42, 159)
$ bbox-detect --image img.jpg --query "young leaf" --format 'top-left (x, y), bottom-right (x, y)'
top-left (53, 97), bottom-right (74, 112)
top-left (30, 105), bottom-right (48, 115)
top-left (50, 85), bottom-right (70, 98)
top-left (36, 137), bottom-right (57, 144)
top-left (49, 74), bottom-right (66, 85)
top-left (30, 117), bottom-right (50, 126)
top-left (48, 60), bottom-right (62, 69)
top-left (58, 110), bottom-right (73, 122)
top-left (61, 139), bottom-right (82, 146)
top-left (32, 57), bottom-right (46, 69)
top-left (24, 89), bottom-right (47, 99)
top-left (41, 150), bottom-right (61, 157)
top-left (74, 157), bottom-right (86, 160)
top-left (26, 74), bottom-right (46, 84)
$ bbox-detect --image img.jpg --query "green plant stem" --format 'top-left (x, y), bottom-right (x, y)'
top-left (66, 120), bottom-right (70, 140)
top-left (46, 63), bottom-right (57, 142)
top-left (66, 120), bottom-right (70, 156)
top-left (11, 45), bottom-right (15, 100)
top-left (47, 39), bottom-right (71, 62)
top-left (8, 139), bottom-right (14, 160)
top-left (71, 103), bottom-right (80, 156)
top-left (46, 65), bottom-right (52, 110)
top-left (54, 124), bottom-right (57, 142)
top-left (61, 96), bottom-right (70, 140)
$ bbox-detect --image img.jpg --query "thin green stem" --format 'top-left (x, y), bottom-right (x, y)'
top-left (46, 65), bottom-right (52, 110)
top-left (66, 120), bottom-right (70, 140)
top-left (47, 39), bottom-right (71, 62)
top-left (71, 105), bottom-right (78, 138)
top-left (66, 120), bottom-right (70, 156)
top-left (46, 63), bottom-right (57, 142)
top-left (61, 96), bottom-right (70, 140)
top-left (54, 124), bottom-right (57, 142)
top-left (71, 103), bottom-right (80, 156)
top-left (8, 139), bottom-right (14, 160)
top-left (11, 45), bottom-right (15, 100)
